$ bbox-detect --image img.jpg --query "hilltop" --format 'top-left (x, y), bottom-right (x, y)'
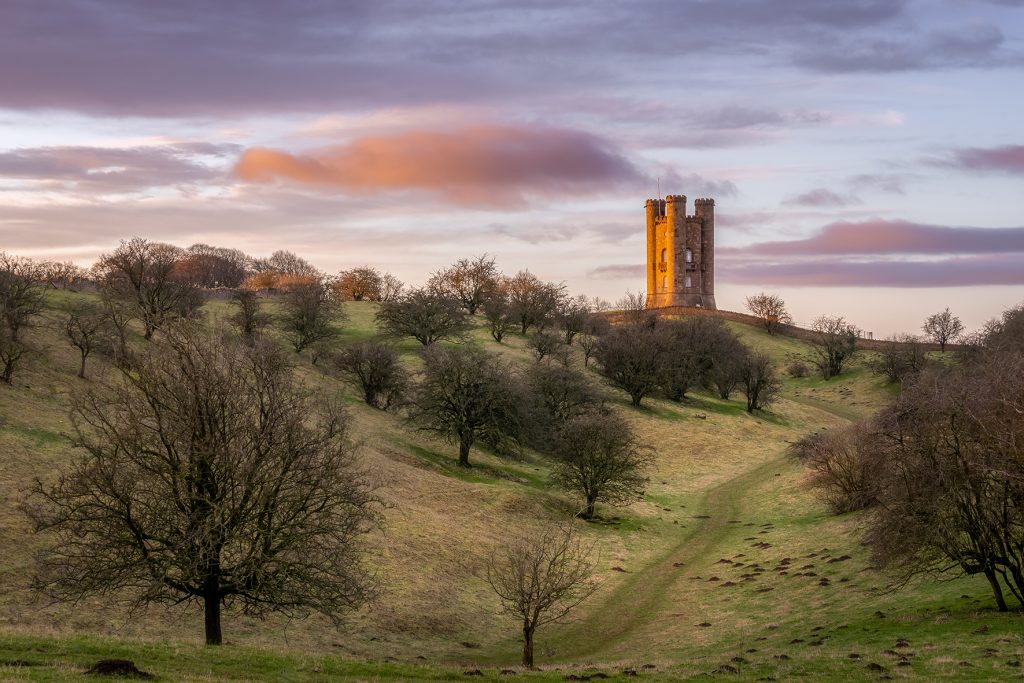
top-left (0, 290), bottom-right (1020, 681)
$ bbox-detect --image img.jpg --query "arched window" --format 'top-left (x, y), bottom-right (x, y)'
top-left (662, 276), bottom-right (667, 290)
top-left (685, 276), bottom-right (692, 288)
top-left (660, 248), bottom-right (667, 262)
top-left (685, 248), bottom-right (693, 263)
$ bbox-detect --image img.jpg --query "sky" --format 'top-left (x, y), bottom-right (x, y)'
top-left (2, 0), bottom-right (1023, 336)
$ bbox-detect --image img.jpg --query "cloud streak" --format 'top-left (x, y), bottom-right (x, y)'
top-left (721, 219), bottom-right (1024, 257)
top-left (234, 126), bottom-right (645, 207)
top-left (938, 144), bottom-right (1024, 174)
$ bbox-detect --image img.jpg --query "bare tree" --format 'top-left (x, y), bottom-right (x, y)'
top-left (229, 289), bottom-right (269, 344)
top-left (871, 334), bottom-right (926, 384)
top-left (594, 325), bottom-right (665, 407)
top-left (379, 273), bottom-right (404, 302)
top-left (336, 267), bottom-right (383, 301)
top-left (745, 292), bottom-right (793, 335)
top-left (410, 346), bottom-right (521, 467)
top-left (706, 333), bottom-right (747, 400)
top-left (528, 331), bottom-right (564, 363)
top-left (922, 307), bottom-right (964, 351)
top-left (657, 316), bottom-right (730, 401)
top-left (280, 278), bottom-right (343, 354)
top-left (26, 326), bottom-right (380, 645)
top-left (333, 341), bottom-right (407, 410)
top-left (264, 250), bottom-right (320, 278)
top-left (484, 521), bottom-right (598, 668)
top-left (482, 292), bottom-right (517, 343)
top-left (556, 296), bottom-right (592, 345)
top-left (505, 271), bottom-right (565, 334)
top-left (550, 413), bottom-right (653, 519)
top-left (39, 260), bottom-right (89, 290)
top-left (740, 351), bottom-right (781, 413)
top-left (375, 288), bottom-right (468, 346)
top-left (176, 244), bottom-right (251, 288)
top-left (0, 253), bottom-right (45, 383)
top-left (428, 254), bottom-right (500, 315)
top-left (789, 422), bottom-right (884, 514)
top-left (808, 315), bottom-right (858, 379)
top-left (94, 238), bottom-right (200, 340)
top-left (64, 301), bottom-right (110, 379)
top-left (524, 363), bottom-right (603, 449)
top-left (576, 314), bottom-right (610, 368)
top-left (615, 290), bottom-right (648, 326)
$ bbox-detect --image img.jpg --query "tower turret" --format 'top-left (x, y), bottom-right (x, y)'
top-left (644, 192), bottom-right (717, 310)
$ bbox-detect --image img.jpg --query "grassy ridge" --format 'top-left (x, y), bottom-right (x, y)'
top-left (0, 292), bottom-right (1019, 681)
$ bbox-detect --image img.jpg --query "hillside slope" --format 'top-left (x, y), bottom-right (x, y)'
top-left (0, 293), bottom-right (1020, 681)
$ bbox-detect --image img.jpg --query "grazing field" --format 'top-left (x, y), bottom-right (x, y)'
top-left (0, 293), bottom-right (1019, 681)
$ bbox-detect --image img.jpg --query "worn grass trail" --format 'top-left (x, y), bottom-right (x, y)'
top-left (551, 453), bottom-right (789, 661)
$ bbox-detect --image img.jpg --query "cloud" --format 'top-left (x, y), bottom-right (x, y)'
top-left (849, 173), bottom-right (906, 194)
top-left (783, 188), bottom-right (861, 207)
top-left (721, 219), bottom-right (1024, 257)
top-left (720, 254), bottom-right (1024, 287)
top-left (0, 144), bottom-right (234, 192)
top-left (587, 264), bottom-right (645, 279)
top-left (935, 145), bottom-right (1024, 174)
top-left (233, 125), bottom-right (645, 206)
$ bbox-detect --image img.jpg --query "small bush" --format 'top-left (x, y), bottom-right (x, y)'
top-left (786, 360), bottom-right (809, 378)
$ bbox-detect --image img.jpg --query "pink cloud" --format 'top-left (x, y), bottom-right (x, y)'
top-left (944, 144), bottom-right (1024, 173)
top-left (234, 126), bottom-right (643, 207)
top-left (721, 219), bottom-right (1024, 256)
top-left (783, 188), bottom-right (860, 207)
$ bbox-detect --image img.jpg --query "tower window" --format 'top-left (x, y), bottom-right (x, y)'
top-left (660, 248), bottom-right (667, 262)
top-left (685, 276), bottom-right (692, 288)
top-left (662, 276), bottom-right (667, 290)
top-left (685, 248), bottom-right (693, 263)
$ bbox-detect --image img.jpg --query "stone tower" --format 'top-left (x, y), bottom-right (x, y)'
top-left (645, 194), bottom-right (716, 309)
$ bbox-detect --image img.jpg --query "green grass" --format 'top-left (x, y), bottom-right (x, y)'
top-left (0, 292), bottom-right (1017, 681)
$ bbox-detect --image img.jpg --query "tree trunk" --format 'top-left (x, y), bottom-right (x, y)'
top-left (203, 581), bottom-right (223, 645)
top-left (522, 624), bottom-right (534, 668)
top-left (78, 352), bottom-right (87, 379)
top-left (458, 433), bottom-right (473, 468)
top-left (631, 392), bottom-right (643, 407)
top-left (983, 567), bottom-right (1008, 612)
top-left (584, 496), bottom-right (596, 520)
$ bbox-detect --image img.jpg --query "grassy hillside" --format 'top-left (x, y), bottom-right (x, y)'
top-left (0, 292), bottom-right (1019, 681)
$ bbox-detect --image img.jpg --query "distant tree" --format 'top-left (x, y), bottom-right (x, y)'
top-left (576, 314), bottom-right (610, 368)
top-left (615, 291), bottom-right (648, 326)
top-left (556, 296), bottom-right (592, 345)
top-left (808, 315), bottom-right (858, 379)
top-left (528, 330), bottom-right (564, 363)
top-left (265, 250), bottom-right (320, 278)
top-left (745, 292), bottom-right (793, 335)
top-left (376, 288), bottom-right (468, 346)
top-left (336, 267), bottom-right (383, 301)
top-left (482, 293), bottom-right (517, 343)
top-left (93, 238), bottom-right (199, 340)
top-left (706, 333), bottom-right (747, 400)
top-left (39, 261), bottom-right (89, 291)
top-left (379, 273), bottom-right (404, 302)
top-left (98, 288), bottom-right (134, 360)
top-left (26, 326), bottom-right (380, 645)
top-left (550, 413), bottom-right (653, 519)
top-left (280, 278), bottom-right (342, 354)
top-left (64, 302), bottom-right (110, 379)
top-left (657, 316), bottom-right (729, 401)
top-left (484, 521), bottom-right (597, 668)
top-left (428, 254), bottom-right (500, 315)
top-left (0, 253), bottom-right (45, 383)
top-left (505, 271), bottom-right (565, 334)
top-left (594, 325), bottom-right (664, 407)
top-left (333, 341), bottom-right (407, 410)
top-left (740, 351), bottom-right (781, 413)
top-left (175, 244), bottom-right (250, 288)
top-left (871, 334), bottom-right (926, 384)
top-left (229, 289), bottom-right (269, 344)
top-left (525, 363), bottom-right (603, 449)
top-left (410, 346), bottom-right (521, 467)
top-left (922, 307), bottom-right (964, 351)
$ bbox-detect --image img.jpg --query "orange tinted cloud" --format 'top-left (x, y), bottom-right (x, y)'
top-left (234, 126), bottom-right (644, 206)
